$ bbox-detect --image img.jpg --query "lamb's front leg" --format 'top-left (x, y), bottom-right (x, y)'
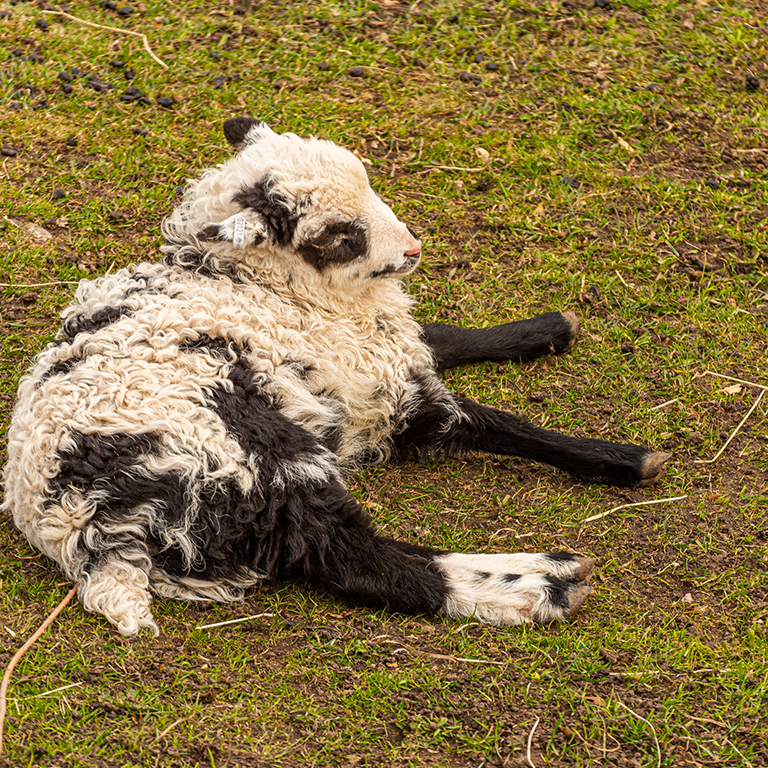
top-left (421, 311), bottom-right (579, 371)
top-left (395, 385), bottom-right (670, 487)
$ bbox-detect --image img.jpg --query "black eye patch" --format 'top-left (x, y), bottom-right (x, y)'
top-left (297, 221), bottom-right (369, 271)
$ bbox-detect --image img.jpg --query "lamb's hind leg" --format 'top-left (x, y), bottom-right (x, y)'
top-left (287, 479), bottom-right (592, 625)
top-left (435, 551), bottom-right (594, 625)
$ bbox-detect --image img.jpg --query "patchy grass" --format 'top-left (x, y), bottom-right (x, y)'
top-left (1, 1), bottom-right (767, 766)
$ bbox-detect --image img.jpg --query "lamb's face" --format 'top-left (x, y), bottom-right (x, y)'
top-left (191, 118), bottom-right (422, 291)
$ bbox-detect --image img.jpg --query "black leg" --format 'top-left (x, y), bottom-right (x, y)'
top-left (274, 478), bottom-right (449, 616)
top-left (281, 478), bottom-right (594, 624)
top-left (421, 311), bottom-right (579, 371)
top-left (395, 393), bottom-right (670, 488)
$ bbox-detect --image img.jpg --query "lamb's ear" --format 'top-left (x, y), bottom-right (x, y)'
top-left (197, 211), bottom-right (268, 249)
top-left (223, 117), bottom-right (276, 151)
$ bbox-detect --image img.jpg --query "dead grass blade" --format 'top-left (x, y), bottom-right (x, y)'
top-left (526, 717), bottom-right (540, 768)
top-left (694, 389), bottom-right (765, 465)
top-left (582, 495), bottom-right (688, 524)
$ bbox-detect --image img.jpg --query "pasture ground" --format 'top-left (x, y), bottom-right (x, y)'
top-left (0, 1), bottom-right (766, 766)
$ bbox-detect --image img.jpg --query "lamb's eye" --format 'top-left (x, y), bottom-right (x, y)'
top-left (297, 220), bottom-right (369, 271)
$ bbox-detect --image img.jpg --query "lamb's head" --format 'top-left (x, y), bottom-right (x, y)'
top-left (165, 118), bottom-right (422, 293)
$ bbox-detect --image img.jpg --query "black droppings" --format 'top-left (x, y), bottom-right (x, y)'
top-left (705, 179), bottom-right (720, 190)
top-left (34, 18), bottom-right (48, 30)
top-left (132, 127), bottom-right (148, 136)
top-left (485, 62), bottom-right (498, 71)
top-left (317, 60), bottom-right (330, 71)
top-left (156, 96), bottom-right (174, 108)
top-left (348, 66), bottom-right (365, 78)
top-left (52, 187), bottom-right (66, 201)
top-left (58, 70), bottom-right (72, 82)
top-left (66, 133), bottom-right (77, 147)
top-left (121, 87), bottom-right (149, 104)
top-left (746, 74), bottom-right (760, 92)
top-left (110, 59), bottom-right (125, 68)
top-left (458, 71), bottom-right (482, 85)
top-left (116, 6), bottom-right (134, 17)
top-left (562, 176), bottom-right (581, 189)
top-left (124, 67), bottom-right (136, 80)
top-left (1, 146), bottom-right (17, 157)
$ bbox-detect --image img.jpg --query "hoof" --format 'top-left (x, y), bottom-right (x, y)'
top-left (575, 556), bottom-right (596, 584)
top-left (638, 451), bottom-right (671, 487)
top-left (553, 310), bottom-right (580, 354)
top-left (568, 585), bottom-right (592, 617)
top-left (562, 310), bottom-right (580, 339)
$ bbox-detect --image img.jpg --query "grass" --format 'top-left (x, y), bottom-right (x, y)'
top-left (1, 0), bottom-right (767, 766)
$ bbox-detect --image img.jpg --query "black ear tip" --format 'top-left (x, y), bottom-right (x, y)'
top-left (197, 224), bottom-right (223, 242)
top-left (223, 117), bottom-right (272, 149)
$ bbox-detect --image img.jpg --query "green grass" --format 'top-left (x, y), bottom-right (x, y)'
top-left (1, 1), bottom-right (767, 766)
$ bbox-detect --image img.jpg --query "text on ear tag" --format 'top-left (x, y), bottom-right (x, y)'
top-left (232, 216), bottom-right (246, 249)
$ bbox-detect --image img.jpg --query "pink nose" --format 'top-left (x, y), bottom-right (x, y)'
top-left (405, 244), bottom-right (421, 257)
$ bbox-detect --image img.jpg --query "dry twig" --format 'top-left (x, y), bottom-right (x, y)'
top-left (526, 717), bottom-right (540, 768)
top-left (616, 700), bottom-right (661, 768)
top-left (582, 495), bottom-right (688, 524)
top-left (0, 281), bottom-right (80, 288)
top-left (196, 612), bottom-right (274, 630)
top-left (40, 9), bottom-right (169, 70)
top-left (382, 639), bottom-right (505, 666)
top-left (151, 716), bottom-right (190, 746)
top-left (698, 370), bottom-right (768, 392)
top-left (694, 389), bottom-right (765, 465)
top-left (0, 585), bottom-right (79, 757)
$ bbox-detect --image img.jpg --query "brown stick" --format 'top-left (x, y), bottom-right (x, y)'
top-left (0, 585), bottom-right (79, 757)
top-left (40, 9), bottom-right (169, 70)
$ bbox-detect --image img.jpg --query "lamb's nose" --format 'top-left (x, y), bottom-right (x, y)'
top-left (405, 244), bottom-right (421, 257)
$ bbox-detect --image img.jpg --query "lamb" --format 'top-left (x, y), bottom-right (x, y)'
top-left (1, 118), bottom-right (670, 636)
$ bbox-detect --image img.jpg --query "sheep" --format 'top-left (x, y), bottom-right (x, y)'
top-left (1, 118), bottom-right (670, 636)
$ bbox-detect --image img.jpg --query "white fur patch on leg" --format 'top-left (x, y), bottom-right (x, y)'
top-left (436, 552), bottom-right (585, 581)
top-left (79, 558), bottom-right (159, 637)
top-left (436, 553), bottom-right (588, 625)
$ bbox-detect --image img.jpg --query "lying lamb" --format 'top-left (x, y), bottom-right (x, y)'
top-left (2, 118), bottom-right (669, 636)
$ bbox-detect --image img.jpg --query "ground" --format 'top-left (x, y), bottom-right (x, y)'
top-left (0, 1), bottom-right (767, 766)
